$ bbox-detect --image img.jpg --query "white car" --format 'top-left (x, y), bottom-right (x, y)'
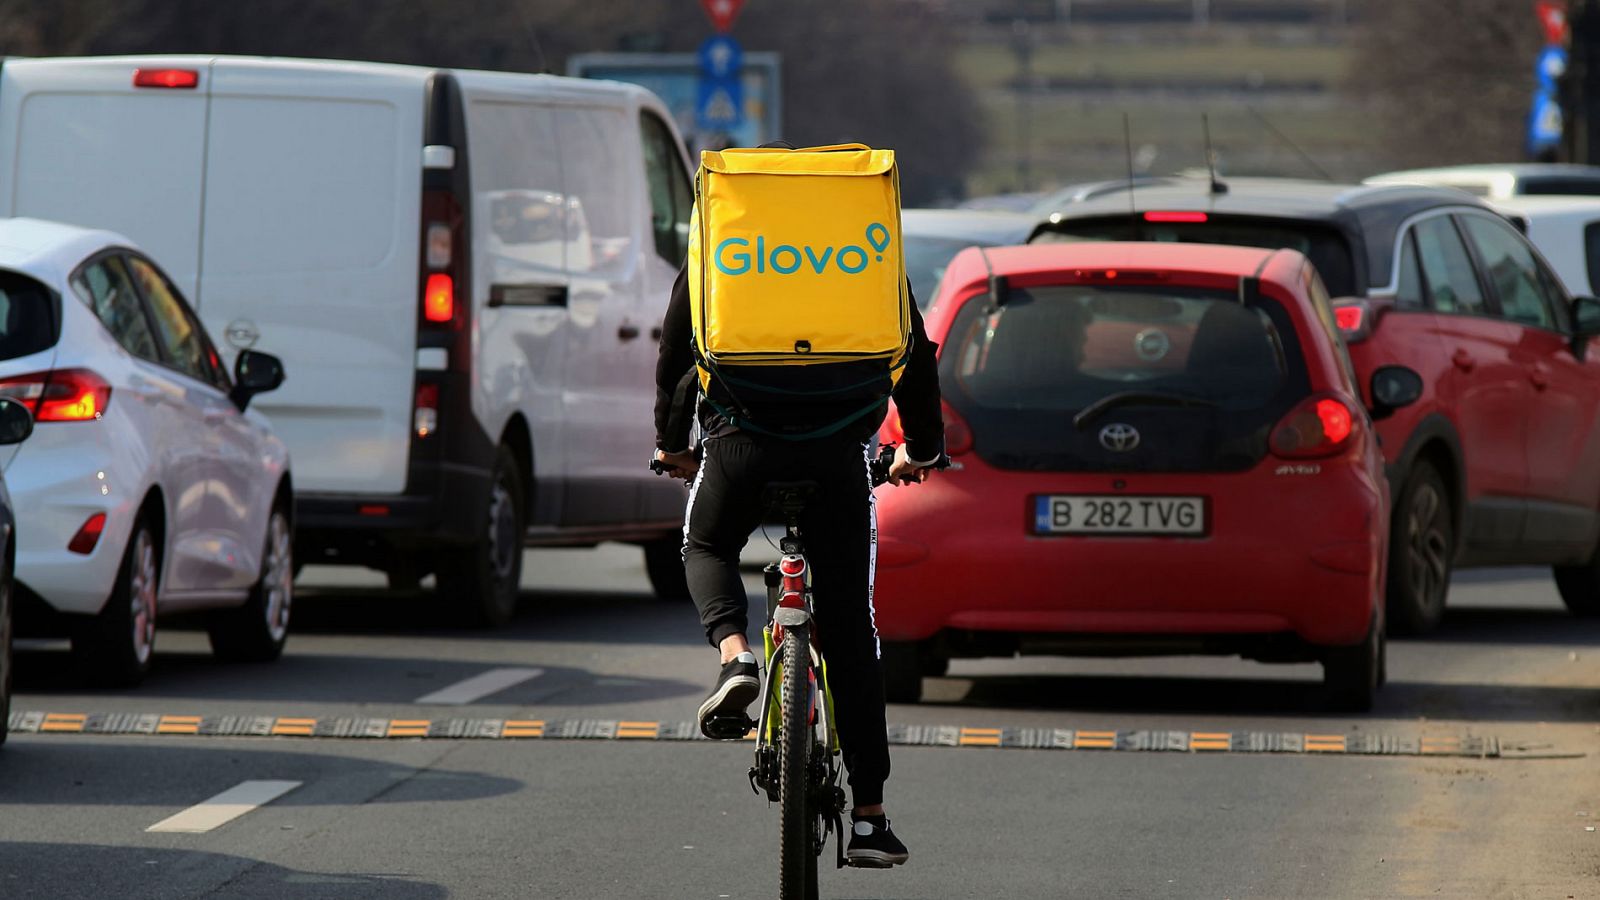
top-left (0, 56), bottom-right (696, 624)
top-left (0, 219), bottom-right (292, 685)
top-left (1364, 163), bottom-right (1600, 200)
top-left (1492, 195), bottom-right (1600, 298)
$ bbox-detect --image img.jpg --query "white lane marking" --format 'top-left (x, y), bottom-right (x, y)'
top-left (414, 667), bottom-right (544, 705)
top-left (146, 780), bottom-right (301, 834)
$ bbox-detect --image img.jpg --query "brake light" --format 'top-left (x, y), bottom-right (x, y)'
top-left (1334, 306), bottom-right (1363, 331)
top-left (68, 513), bottom-right (107, 554)
top-left (1271, 395), bottom-right (1357, 459)
top-left (133, 68), bottom-right (199, 89)
top-left (423, 274), bottom-right (454, 323)
top-left (1144, 211), bottom-right (1208, 223)
top-left (1332, 300), bottom-right (1374, 344)
top-left (1070, 269), bottom-right (1165, 283)
top-left (414, 382), bottom-right (439, 438)
top-left (0, 369), bottom-right (112, 422)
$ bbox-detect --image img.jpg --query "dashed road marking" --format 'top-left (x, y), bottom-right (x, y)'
top-left (6, 711), bottom-right (1522, 759)
top-left (146, 780), bottom-right (301, 834)
top-left (414, 667), bottom-right (543, 705)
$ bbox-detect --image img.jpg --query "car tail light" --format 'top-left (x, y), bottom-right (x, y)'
top-left (1271, 395), bottom-right (1357, 459)
top-left (942, 401), bottom-right (974, 456)
top-left (422, 274), bottom-right (454, 323)
top-left (414, 382), bottom-right (439, 438)
top-left (133, 68), bottom-right (199, 89)
top-left (68, 513), bottom-right (107, 554)
top-left (1332, 300), bottom-right (1374, 344)
top-left (1144, 211), bottom-right (1208, 223)
top-left (0, 369), bottom-right (112, 422)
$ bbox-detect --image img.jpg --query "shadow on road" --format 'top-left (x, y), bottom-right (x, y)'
top-left (1424, 604), bottom-right (1600, 646)
top-left (0, 741), bottom-right (520, 808)
top-left (0, 843), bottom-right (447, 899)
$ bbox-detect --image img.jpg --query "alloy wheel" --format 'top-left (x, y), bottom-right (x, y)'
top-left (1405, 482), bottom-right (1449, 612)
top-left (129, 528), bottom-right (157, 665)
top-left (263, 512), bottom-right (292, 643)
top-left (487, 477), bottom-right (518, 583)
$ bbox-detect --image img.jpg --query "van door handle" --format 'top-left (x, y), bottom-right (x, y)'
top-left (1451, 349), bottom-right (1476, 373)
top-left (617, 324), bottom-right (641, 342)
top-left (650, 326), bottom-right (663, 341)
top-left (1529, 363), bottom-right (1549, 390)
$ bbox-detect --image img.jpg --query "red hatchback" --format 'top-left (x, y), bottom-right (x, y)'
top-left (874, 243), bottom-right (1398, 710)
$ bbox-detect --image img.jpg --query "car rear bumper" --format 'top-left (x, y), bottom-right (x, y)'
top-left (872, 462), bottom-right (1384, 650)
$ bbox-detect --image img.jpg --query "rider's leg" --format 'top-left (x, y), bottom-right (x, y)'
top-left (800, 438), bottom-right (890, 812)
top-left (683, 434), bottom-right (765, 650)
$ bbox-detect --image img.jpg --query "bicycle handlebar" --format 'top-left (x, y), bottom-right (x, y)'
top-left (650, 443), bottom-right (947, 486)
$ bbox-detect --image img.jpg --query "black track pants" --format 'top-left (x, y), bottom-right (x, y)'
top-left (681, 432), bottom-right (889, 807)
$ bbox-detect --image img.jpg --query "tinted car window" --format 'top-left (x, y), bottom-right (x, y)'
top-left (1032, 216), bottom-right (1357, 297)
top-left (126, 255), bottom-right (213, 383)
top-left (1520, 177), bottom-right (1600, 196)
top-left (70, 256), bottom-right (160, 362)
top-left (940, 284), bottom-right (1307, 473)
top-left (1411, 216), bottom-right (1485, 314)
top-left (1458, 214), bottom-right (1559, 329)
top-left (1395, 231), bottom-right (1425, 310)
top-left (640, 112), bottom-right (691, 265)
top-left (0, 270), bottom-right (60, 361)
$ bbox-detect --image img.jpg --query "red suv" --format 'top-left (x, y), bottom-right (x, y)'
top-left (875, 242), bottom-right (1396, 710)
top-left (1032, 179), bottom-right (1600, 633)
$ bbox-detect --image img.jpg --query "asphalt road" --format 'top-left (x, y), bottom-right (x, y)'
top-left (4, 547), bottom-right (1598, 899)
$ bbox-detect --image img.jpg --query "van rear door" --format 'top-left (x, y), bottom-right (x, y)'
top-left (197, 60), bottom-right (428, 494)
top-left (0, 57), bottom-right (209, 301)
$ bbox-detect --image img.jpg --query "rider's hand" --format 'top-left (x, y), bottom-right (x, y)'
top-left (656, 448), bottom-right (699, 481)
top-left (887, 443), bottom-right (933, 486)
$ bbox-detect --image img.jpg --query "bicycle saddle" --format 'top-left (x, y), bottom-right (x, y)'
top-left (760, 480), bottom-right (821, 516)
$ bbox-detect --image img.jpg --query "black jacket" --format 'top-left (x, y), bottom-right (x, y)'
top-left (654, 264), bottom-right (945, 462)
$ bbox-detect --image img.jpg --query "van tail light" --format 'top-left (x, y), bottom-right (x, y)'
top-left (880, 400), bottom-right (975, 457)
top-left (68, 513), bottom-right (107, 554)
top-left (133, 68), bottom-right (199, 89)
top-left (422, 274), bottom-right (454, 323)
top-left (1271, 395), bottom-right (1357, 459)
top-left (0, 369), bottom-right (112, 422)
top-left (420, 188), bottom-right (464, 331)
top-left (414, 382), bottom-right (439, 438)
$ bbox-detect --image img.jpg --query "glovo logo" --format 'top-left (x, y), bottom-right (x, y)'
top-left (714, 223), bottom-right (892, 276)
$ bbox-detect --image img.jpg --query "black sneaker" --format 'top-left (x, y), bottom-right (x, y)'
top-left (846, 817), bottom-right (909, 867)
top-left (697, 652), bottom-right (759, 738)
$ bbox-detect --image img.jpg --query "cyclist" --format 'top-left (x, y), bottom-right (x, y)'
top-left (652, 158), bottom-right (944, 868)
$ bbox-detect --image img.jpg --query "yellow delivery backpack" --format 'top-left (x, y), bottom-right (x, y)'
top-left (687, 143), bottom-right (911, 440)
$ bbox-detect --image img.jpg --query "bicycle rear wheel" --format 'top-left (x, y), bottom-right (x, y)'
top-left (778, 624), bottom-right (816, 900)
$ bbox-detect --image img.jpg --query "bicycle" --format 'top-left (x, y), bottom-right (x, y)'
top-left (656, 442), bottom-right (923, 900)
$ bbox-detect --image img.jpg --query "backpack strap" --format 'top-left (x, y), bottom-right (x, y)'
top-left (702, 395), bottom-right (887, 442)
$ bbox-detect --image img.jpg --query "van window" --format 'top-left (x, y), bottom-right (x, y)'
top-left (70, 256), bottom-right (160, 363)
top-left (470, 101), bottom-right (568, 277)
top-left (202, 98), bottom-right (399, 275)
top-left (554, 106), bottom-right (635, 277)
top-left (640, 112), bottom-right (691, 264)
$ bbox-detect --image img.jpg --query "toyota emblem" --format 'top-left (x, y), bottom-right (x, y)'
top-left (1099, 423), bottom-right (1141, 452)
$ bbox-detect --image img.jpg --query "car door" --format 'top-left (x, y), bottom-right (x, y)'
top-left (637, 109), bottom-right (696, 522)
top-left (126, 253), bottom-right (259, 593)
top-left (1408, 213), bottom-right (1531, 552)
top-left (551, 101), bottom-right (648, 527)
top-left (1457, 212), bottom-right (1600, 556)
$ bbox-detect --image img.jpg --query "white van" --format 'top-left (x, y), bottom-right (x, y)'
top-left (0, 56), bottom-right (698, 624)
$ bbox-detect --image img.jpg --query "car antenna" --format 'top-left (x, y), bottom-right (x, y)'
top-left (1246, 104), bottom-right (1332, 181)
top-left (1123, 112), bottom-right (1139, 235)
top-left (1203, 113), bottom-right (1228, 196)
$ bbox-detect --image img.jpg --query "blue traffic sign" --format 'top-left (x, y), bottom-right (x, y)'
top-left (695, 75), bottom-right (744, 131)
top-left (698, 35), bottom-right (743, 81)
top-left (1537, 45), bottom-right (1568, 91)
top-left (1528, 89), bottom-right (1563, 156)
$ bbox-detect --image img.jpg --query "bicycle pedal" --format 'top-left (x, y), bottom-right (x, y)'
top-left (701, 714), bottom-right (755, 741)
top-left (844, 857), bottom-right (896, 870)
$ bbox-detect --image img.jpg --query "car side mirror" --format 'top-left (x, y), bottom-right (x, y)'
top-left (1368, 365), bottom-right (1423, 421)
top-left (230, 349), bottom-right (285, 411)
top-left (0, 396), bottom-right (33, 445)
top-left (1572, 296), bottom-right (1600, 360)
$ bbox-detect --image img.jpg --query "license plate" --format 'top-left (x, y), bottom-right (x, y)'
top-left (1032, 495), bottom-right (1206, 536)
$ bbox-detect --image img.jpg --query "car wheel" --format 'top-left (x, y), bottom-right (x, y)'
top-left (73, 517), bottom-right (159, 686)
top-left (642, 537), bottom-right (690, 602)
top-left (879, 641), bottom-right (924, 704)
top-left (437, 446), bottom-right (525, 627)
top-left (1386, 461), bottom-right (1453, 635)
top-left (209, 505), bottom-right (293, 662)
top-left (1323, 614), bottom-right (1383, 713)
top-left (0, 562), bottom-right (12, 748)
top-left (1552, 546), bottom-right (1600, 617)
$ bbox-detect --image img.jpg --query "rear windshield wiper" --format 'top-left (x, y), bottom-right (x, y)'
top-left (1072, 390), bottom-right (1220, 430)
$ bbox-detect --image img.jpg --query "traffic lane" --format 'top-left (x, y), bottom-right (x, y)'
top-left (4, 735), bottom-right (1592, 899)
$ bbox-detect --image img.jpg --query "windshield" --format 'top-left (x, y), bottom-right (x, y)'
top-left (941, 283), bottom-right (1307, 472)
top-left (903, 234), bottom-right (1001, 308)
top-left (1031, 216), bottom-right (1358, 297)
top-left (0, 270), bottom-right (60, 362)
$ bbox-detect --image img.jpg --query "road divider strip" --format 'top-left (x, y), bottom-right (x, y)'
top-left (6, 710), bottom-right (1515, 758)
top-left (146, 780), bottom-right (301, 834)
